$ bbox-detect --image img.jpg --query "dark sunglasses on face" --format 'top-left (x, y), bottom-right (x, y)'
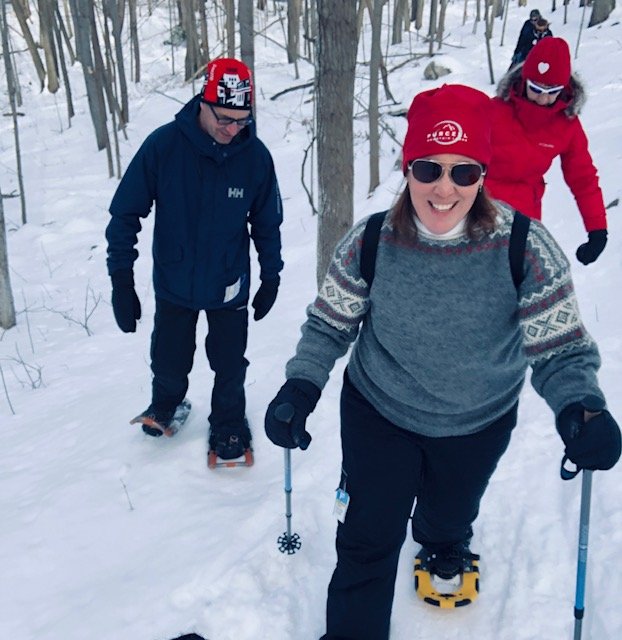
top-left (526, 79), bottom-right (564, 96)
top-left (207, 103), bottom-right (253, 128)
top-left (409, 160), bottom-right (485, 187)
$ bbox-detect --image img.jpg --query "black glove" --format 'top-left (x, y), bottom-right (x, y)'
top-left (252, 276), bottom-right (280, 321)
top-left (576, 229), bottom-right (607, 265)
top-left (556, 395), bottom-right (621, 471)
top-left (264, 378), bottom-right (321, 450)
top-left (111, 269), bottom-right (141, 333)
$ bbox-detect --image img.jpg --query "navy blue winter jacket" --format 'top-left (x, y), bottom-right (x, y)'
top-left (106, 94), bottom-right (283, 310)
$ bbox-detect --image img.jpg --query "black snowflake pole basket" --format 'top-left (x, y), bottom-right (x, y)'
top-left (275, 404), bottom-right (302, 554)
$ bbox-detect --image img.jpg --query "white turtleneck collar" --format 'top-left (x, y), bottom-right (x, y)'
top-left (414, 214), bottom-right (467, 240)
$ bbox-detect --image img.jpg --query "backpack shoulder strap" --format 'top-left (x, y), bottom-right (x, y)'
top-left (360, 210), bottom-right (388, 288)
top-left (509, 211), bottom-right (531, 291)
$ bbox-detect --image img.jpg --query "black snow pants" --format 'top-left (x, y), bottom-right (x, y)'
top-left (150, 296), bottom-right (248, 427)
top-left (321, 370), bottom-right (517, 640)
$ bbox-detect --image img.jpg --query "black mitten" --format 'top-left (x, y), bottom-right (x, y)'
top-left (252, 277), bottom-right (280, 321)
top-left (111, 269), bottom-right (141, 333)
top-left (556, 395), bottom-right (621, 470)
top-left (265, 378), bottom-right (321, 450)
top-left (576, 229), bottom-right (607, 265)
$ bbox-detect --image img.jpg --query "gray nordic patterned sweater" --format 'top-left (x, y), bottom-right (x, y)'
top-left (286, 203), bottom-right (603, 437)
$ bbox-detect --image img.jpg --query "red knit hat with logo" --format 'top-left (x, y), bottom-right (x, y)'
top-left (401, 84), bottom-right (493, 174)
top-left (521, 37), bottom-right (571, 88)
top-left (201, 58), bottom-right (253, 110)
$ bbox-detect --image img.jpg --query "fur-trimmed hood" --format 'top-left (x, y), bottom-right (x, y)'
top-left (496, 64), bottom-right (587, 117)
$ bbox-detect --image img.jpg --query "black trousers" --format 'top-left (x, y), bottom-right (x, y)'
top-left (322, 372), bottom-right (517, 640)
top-left (150, 296), bottom-right (249, 427)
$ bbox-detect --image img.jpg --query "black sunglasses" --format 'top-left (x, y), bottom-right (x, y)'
top-left (409, 160), bottom-right (485, 187)
top-left (207, 103), bottom-right (253, 128)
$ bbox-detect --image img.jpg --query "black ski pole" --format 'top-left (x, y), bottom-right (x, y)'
top-left (275, 403), bottom-right (302, 554)
top-left (560, 396), bottom-right (603, 640)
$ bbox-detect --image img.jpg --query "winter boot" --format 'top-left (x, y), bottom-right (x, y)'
top-left (414, 541), bottom-right (480, 608)
top-left (207, 417), bottom-right (254, 468)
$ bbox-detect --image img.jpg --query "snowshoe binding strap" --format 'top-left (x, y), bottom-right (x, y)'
top-left (208, 421), bottom-right (254, 469)
top-left (130, 399), bottom-right (192, 438)
top-left (414, 549), bottom-right (480, 608)
top-left (130, 414), bottom-right (176, 437)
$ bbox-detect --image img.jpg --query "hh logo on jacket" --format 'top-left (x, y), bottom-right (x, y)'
top-left (228, 187), bottom-right (244, 198)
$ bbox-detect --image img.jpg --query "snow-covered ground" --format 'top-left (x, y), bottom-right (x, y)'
top-left (1, 3), bottom-right (621, 639)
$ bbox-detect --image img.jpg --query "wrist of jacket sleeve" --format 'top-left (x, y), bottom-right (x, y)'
top-left (576, 229), bottom-right (607, 265)
top-left (111, 269), bottom-right (135, 288)
top-left (556, 401), bottom-right (621, 470)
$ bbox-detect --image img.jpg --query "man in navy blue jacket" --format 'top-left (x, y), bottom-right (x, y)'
top-left (106, 58), bottom-right (283, 462)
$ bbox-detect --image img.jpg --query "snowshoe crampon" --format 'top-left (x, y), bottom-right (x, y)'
top-left (130, 399), bottom-right (192, 438)
top-left (414, 546), bottom-right (480, 609)
top-left (207, 419), bottom-right (254, 469)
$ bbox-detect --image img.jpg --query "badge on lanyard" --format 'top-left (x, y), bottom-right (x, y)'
top-left (333, 469), bottom-right (350, 523)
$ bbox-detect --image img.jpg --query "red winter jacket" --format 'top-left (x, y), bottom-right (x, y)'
top-left (485, 69), bottom-right (607, 232)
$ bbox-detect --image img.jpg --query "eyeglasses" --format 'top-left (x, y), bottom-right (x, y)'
top-left (409, 160), bottom-right (485, 187)
top-left (207, 103), bottom-right (253, 128)
top-left (526, 79), bottom-right (564, 96)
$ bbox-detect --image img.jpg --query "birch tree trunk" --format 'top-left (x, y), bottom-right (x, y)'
top-left (316, 0), bottom-right (357, 286)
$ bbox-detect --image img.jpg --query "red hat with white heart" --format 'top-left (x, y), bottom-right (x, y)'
top-left (521, 37), bottom-right (571, 88)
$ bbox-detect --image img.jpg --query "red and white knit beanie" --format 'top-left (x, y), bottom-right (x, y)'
top-left (402, 84), bottom-right (493, 174)
top-left (201, 58), bottom-right (253, 110)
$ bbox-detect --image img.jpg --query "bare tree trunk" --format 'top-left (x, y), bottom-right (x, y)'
top-left (239, 0), bottom-right (255, 112)
top-left (1, 1), bottom-right (27, 225)
top-left (179, 0), bottom-right (201, 81)
top-left (484, 0), bottom-right (495, 84)
top-left (70, 0), bottom-right (111, 154)
top-left (368, 0), bottom-right (385, 194)
top-left (53, 4), bottom-right (75, 122)
top-left (414, 0), bottom-right (424, 32)
top-left (287, 0), bottom-right (300, 65)
top-left (128, 0), bottom-right (140, 81)
top-left (392, 0), bottom-right (406, 44)
top-left (55, 3), bottom-right (76, 63)
top-left (316, 0), bottom-right (357, 286)
top-left (12, 0), bottom-right (46, 90)
top-left (38, 0), bottom-right (60, 93)
top-left (224, 0), bottom-right (236, 57)
top-left (0, 192), bottom-right (17, 329)
top-left (437, 0), bottom-right (448, 46)
top-left (428, 0), bottom-right (438, 54)
top-left (103, 0), bottom-right (128, 125)
top-left (588, 0), bottom-right (614, 26)
top-left (198, 0), bottom-right (209, 67)
top-left (88, 1), bottom-right (115, 175)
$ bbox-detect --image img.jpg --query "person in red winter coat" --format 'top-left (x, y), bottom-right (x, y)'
top-left (486, 37), bottom-right (608, 265)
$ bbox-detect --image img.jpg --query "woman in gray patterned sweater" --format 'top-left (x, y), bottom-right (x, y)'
top-left (264, 84), bottom-right (620, 640)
